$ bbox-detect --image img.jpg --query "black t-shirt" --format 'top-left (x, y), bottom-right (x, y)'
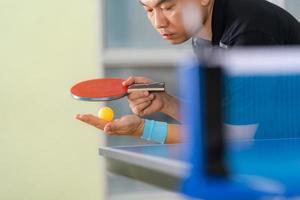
top-left (193, 0), bottom-right (300, 49)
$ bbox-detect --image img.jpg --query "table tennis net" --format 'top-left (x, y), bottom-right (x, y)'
top-left (223, 73), bottom-right (300, 140)
top-left (178, 50), bottom-right (300, 178)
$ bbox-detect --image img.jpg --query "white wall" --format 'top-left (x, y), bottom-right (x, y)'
top-left (267, 0), bottom-right (285, 8)
top-left (0, 0), bottom-right (105, 200)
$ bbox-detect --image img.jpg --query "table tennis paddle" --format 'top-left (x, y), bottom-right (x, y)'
top-left (70, 78), bottom-right (165, 101)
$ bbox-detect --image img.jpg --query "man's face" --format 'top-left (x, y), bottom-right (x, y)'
top-left (140, 0), bottom-right (191, 44)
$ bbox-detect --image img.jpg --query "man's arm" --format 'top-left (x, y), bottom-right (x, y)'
top-left (76, 114), bottom-right (182, 144)
top-left (160, 93), bottom-right (181, 121)
top-left (165, 123), bottom-right (182, 143)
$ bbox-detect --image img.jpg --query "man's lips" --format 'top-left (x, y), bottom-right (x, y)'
top-left (162, 33), bottom-right (175, 39)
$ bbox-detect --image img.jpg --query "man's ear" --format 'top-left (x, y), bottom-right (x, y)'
top-left (199, 0), bottom-right (211, 7)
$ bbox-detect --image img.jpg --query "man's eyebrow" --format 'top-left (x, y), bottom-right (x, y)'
top-left (139, 0), bottom-right (173, 7)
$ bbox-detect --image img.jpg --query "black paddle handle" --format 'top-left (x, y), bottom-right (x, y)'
top-left (127, 82), bottom-right (165, 93)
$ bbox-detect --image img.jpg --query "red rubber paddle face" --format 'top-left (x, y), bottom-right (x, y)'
top-left (70, 78), bottom-right (128, 101)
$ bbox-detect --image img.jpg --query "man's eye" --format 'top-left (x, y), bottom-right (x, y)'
top-left (163, 5), bottom-right (175, 11)
top-left (146, 8), bottom-right (153, 13)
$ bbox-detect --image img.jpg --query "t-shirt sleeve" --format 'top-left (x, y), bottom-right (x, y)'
top-left (232, 32), bottom-right (278, 46)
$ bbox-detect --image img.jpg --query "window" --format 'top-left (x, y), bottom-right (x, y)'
top-left (105, 0), bottom-right (172, 48)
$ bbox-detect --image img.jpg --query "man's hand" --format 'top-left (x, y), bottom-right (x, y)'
top-left (75, 114), bottom-right (144, 137)
top-left (123, 76), bottom-right (166, 116)
top-left (123, 76), bottom-right (181, 121)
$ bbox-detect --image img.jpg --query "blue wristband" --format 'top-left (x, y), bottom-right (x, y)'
top-left (141, 119), bottom-right (168, 144)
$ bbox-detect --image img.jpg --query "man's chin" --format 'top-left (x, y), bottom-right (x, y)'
top-left (167, 38), bottom-right (189, 45)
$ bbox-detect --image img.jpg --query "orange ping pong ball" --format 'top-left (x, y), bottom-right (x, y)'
top-left (98, 107), bottom-right (114, 121)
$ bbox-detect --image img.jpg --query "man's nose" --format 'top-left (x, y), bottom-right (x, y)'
top-left (154, 11), bottom-right (168, 29)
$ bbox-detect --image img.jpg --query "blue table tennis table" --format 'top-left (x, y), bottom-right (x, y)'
top-left (229, 138), bottom-right (300, 187)
top-left (100, 137), bottom-right (300, 199)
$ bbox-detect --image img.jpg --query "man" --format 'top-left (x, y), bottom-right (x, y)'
top-left (138, 0), bottom-right (300, 47)
top-left (76, 0), bottom-right (300, 143)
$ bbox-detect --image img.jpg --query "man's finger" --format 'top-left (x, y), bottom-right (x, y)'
top-left (128, 91), bottom-right (150, 100)
top-left (130, 96), bottom-right (153, 107)
top-left (104, 123), bottom-right (113, 134)
top-left (122, 76), bottom-right (153, 86)
top-left (140, 103), bottom-right (155, 116)
top-left (76, 114), bottom-right (108, 129)
top-left (132, 76), bottom-right (152, 83)
top-left (133, 101), bottom-right (152, 115)
top-left (104, 121), bottom-right (122, 134)
top-left (122, 77), bottom-right (135, 86)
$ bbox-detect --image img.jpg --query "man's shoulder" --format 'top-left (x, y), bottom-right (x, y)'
top-left (221, 0), bottom-right (300, 46)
